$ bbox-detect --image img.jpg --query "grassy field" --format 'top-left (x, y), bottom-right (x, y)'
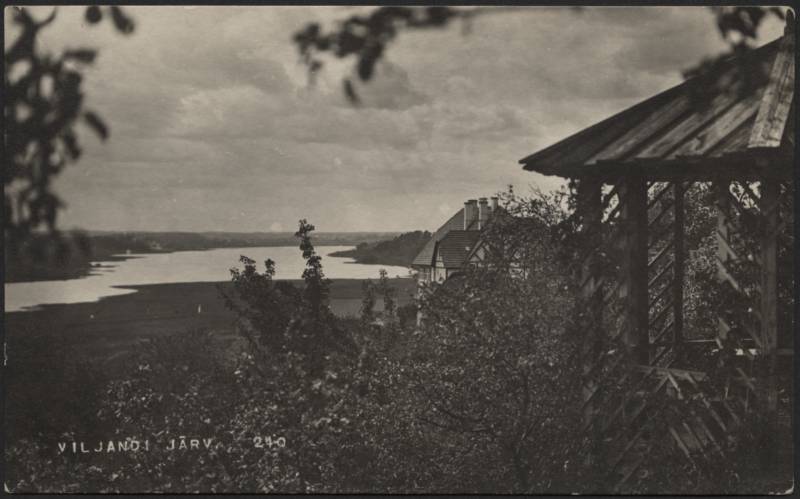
top-left (4, 278), bottom-right (417, 366)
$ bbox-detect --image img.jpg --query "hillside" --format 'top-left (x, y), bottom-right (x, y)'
top-left (329, 231), bottom-right (432, 267)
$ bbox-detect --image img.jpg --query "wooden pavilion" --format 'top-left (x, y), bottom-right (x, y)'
top-left (519, 18), bottom-right (794, 491)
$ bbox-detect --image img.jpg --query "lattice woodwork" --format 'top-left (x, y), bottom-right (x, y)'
top-left (574, 174), bottom-right (793, 492)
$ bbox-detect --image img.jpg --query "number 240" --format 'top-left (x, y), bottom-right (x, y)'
top-left (254, 436), bottom-right (286, 449)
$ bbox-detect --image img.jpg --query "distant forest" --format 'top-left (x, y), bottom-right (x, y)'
top-left (329, 231), bottom-right (432, 267)
top-left (85, 230), bottom-right (401, 253)
top-left (5, 230), bottom-right (401, 283)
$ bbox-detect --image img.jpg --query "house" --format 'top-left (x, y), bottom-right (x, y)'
top-left (411, 196), bottom-right (498, 284)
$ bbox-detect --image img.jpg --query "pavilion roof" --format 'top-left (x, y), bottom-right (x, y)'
top-left (520, 24), bottom-right (794, 179)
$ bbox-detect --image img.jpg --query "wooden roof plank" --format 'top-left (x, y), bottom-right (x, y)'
top-left (519, 32), bottom-right (789, 178)
top-left (633, 70), bottom-right (749, 160)
top-left (535, 104), bottom-right (658, 169)
top-left (669, 92), bottom-right (763, 158)
top-left (707, 116), bottom-right (755, 157)
top-left (589, 94), bottom-right (693, 163)
top-left (519, 83), bottom-right (684, 169)
top-left (748, 23), bottom-right (795, 148)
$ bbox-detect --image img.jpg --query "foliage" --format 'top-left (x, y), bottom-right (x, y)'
top-left (410, 188), bottom-right (585, 492)
top-left (564, 176), bottom-right (794, 492)
top-left (293, 7), bottom-right (459, 103)
top-left (6, 329), bottom-right (292, 493)
top-left (683, 7), bottom-right (788, 100)
top-left (376, 269), bottom-right (396, 319)
top-left (6, 178), bottom-right (793, 492)
top-left (292, 7), bottom-right (589, 104)
top-left (5, 4), bottom-right (794, 493)
top-left (396, 302), bottom-right (418, 329)
top-left (4, 6), bottom-right (134, 273)
top-left (3, 230), bottom-right (94, 282)
top-left (681, 183), bottom-right (719, 339)
top-left (6, 191), bottom-right (592, 493)
top-left (293, 6), bottom-right (790, 104)
top-left (4, 327), bottom-right (109, 442)
top-left (588, 366), bottom-right (793, 494)
top-left (359, 278), bottom-right (377, 325)
top-left (219, 220), bottom-right (365, 490)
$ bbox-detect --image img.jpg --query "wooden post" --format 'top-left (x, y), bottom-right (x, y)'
top-left (577, 176), bottom-right (603, 432)
top-left (760, 178), bottom-right (779, 413)
top-left (673, 182), bottom-right (685, 363)
top-left (620, 177), bottom-right (649, 365)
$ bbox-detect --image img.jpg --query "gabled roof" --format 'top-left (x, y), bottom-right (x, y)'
top-left (411, 207), bottom-right (479, 267)
top-left (520, 26), bottom-right (794, 178)
top-left (435, 230), bottom-right (482, 269)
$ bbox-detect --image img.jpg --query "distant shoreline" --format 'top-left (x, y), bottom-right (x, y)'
top-left (5, 277), bottom-right (415, 316)
top-left (327, 231), bottom-right (432, 268)
top-left (5, 244), bottom-right (390, 284)
top-left (5, 230), bottom-right (402, 284)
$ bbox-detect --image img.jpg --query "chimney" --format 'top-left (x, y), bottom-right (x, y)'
top-left (490, 196), bottom-right (498, 211)
top-left (464, 199), bottom-right (478, 230)
top-left (478, 197), bottom-right (489, 229)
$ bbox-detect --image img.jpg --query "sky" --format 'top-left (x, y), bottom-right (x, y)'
top-left (5, 6), bottom-right (786, 233)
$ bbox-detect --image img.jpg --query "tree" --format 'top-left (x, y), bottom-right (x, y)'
top-left (405, 188), bottom-right (586, 493)
top-left (219, 219), bottom-right (366, 491)
top-left (377, 268), bottom-right (396, 320)
top-left (4, 6), bottom-right (135, 267)
top-left (359, 278), bottom-right (377, 326)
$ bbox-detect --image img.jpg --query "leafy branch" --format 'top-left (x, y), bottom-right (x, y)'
top-left (293, 6), bottom-right (581, 104)
top-left (293, 6), bottom-right (790, 104)
top-left (4, 6), bottom-right (135, 251)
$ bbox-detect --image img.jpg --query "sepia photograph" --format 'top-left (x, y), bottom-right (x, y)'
top-left (2, 4), bottom-right (795, 494)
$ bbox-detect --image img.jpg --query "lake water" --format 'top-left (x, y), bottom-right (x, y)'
top-left (4, 246), bottom-right (410, 313)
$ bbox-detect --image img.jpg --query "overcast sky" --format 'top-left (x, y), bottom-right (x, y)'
top-left (7, 6), bottom-right (785, 232)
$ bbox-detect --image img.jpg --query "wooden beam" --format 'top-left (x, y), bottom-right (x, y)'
top-left (673, 182), bottom-right (685, 362)
top-left (631, 364), bottom-right (707, 381)
top-left (760, 178), bottom-right (779, 413)
top-left (529, 152), bottom-right (793, 183)
top-left (577, 176), bottom-right (604, 454)
top-left (716, 181), bottom-right (732, 341)
top-left (748, 20), bottom-right (795, 149)
top-left (649, 239), bottom-right (675, 269)
top-left (620, 178), bottom-right (650, 364)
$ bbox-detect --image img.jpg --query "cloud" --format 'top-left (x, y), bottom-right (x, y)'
top-left (13, 6), bottom-right (764, 232)
top-left (351, 62), bottom-right (430, 110)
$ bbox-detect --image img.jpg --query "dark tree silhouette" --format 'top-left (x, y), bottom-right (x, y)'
top-left (4, 6), bottom-right (134, 263)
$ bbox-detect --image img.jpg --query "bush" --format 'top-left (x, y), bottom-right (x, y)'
top-left (4, 329), bottom-right (109, 442)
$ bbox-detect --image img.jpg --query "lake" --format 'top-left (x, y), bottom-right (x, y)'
top-left (4, 246), bottom-right (410, 312)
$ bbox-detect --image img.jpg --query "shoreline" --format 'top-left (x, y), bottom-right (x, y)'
top-left (6, 275), bottom-right (414, 314)
top-left (4, 246), bottom-right (367, 284)
top-left (4, 278), bottom-right (417, 363)
top-left (327, 249), bottom-right (410, 267)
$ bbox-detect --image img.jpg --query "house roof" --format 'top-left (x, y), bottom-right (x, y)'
top-left (435, 230), bottom-right (483, 269)
top-left (519, 26), bottom-right (794, 179)
top-left (411, 207), bottom-right (479, 267)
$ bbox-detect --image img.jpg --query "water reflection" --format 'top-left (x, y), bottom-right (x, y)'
top-left (5, 246), bottom-right (409, 312)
